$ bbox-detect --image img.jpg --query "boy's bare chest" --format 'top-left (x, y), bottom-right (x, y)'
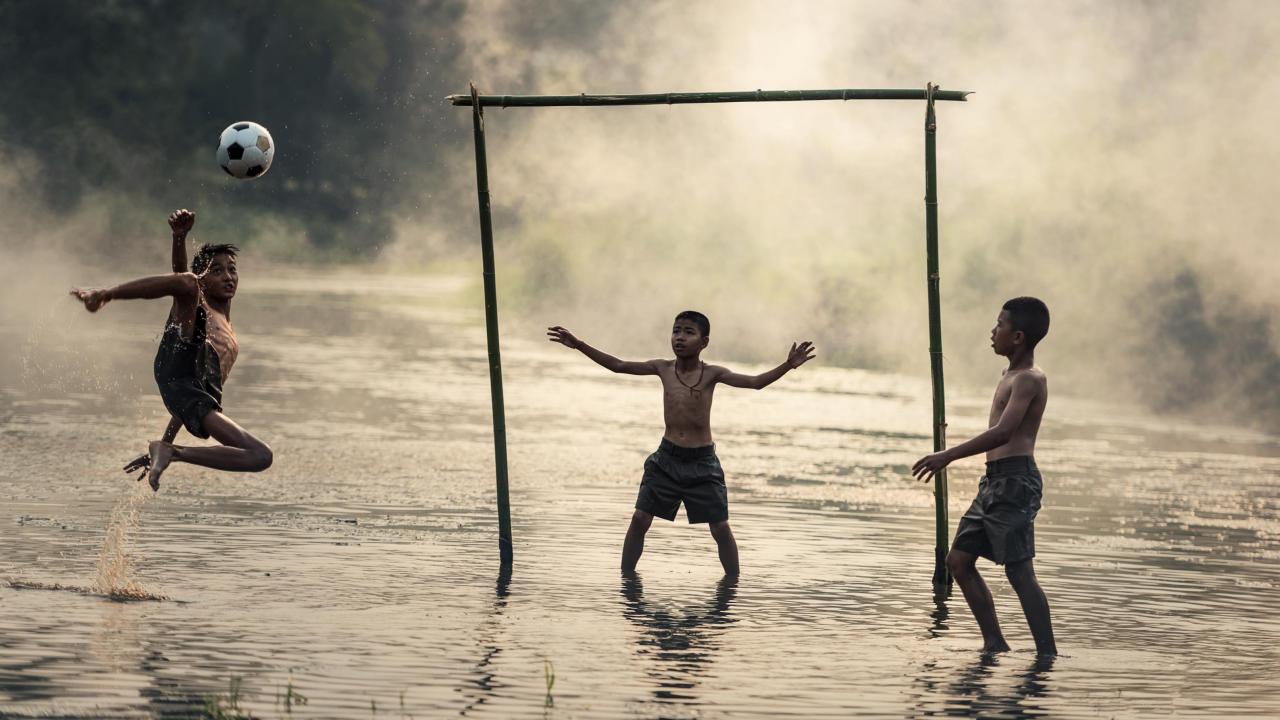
top-left (204, 312), bottom-right (239, 377)
top-left (988, 379), bottom-right (1014, 425)
top-left (660, 376), bottom-right (715, 417)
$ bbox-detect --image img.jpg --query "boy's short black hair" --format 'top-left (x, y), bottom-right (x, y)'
top-left (191, 243), bottom-right (239, 274)
top-left (675, 310), bottom-right (710, 336)
top-left (1002, 297), bottom-right (1050, 347)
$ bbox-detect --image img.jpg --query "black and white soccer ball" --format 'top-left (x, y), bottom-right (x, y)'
top-left (216, 121), bottom-right (275, 179)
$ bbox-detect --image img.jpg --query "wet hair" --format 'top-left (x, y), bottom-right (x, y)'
top-left (1002, 297), bottom-right (1050, 347)
top-left (674, 310), bottom-right (710, 336)
top-left (191, 243), bottom-right (239, 275)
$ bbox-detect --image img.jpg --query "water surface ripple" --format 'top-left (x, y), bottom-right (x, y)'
top-left (1, 269), bottom-right (1277, 717)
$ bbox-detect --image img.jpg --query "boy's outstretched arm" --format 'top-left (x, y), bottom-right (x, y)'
top-left (70, 272), bottom-right (198, 312)
top-left (912, 372), bottom-right (1042, 482)
top-left (169, 209), bottom-right (195, 273)
top-left (713, 341), bottom-right (816, 390)
top-left (547, 326), bottom-right (658, 375)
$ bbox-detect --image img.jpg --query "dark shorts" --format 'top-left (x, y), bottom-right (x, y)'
top-left (158, 377), bottom-right (222, 439)
top-left (952, 456), bottom-right (1043, 565)
top-left (635, 439), bottom-right (729, 524)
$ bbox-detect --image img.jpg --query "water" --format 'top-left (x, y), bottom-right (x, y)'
top-left (1, 267), bottom-right (1278, 718)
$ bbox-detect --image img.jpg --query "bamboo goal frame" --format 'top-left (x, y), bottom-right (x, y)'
top-left (448, 83), bottom-right (969, 586)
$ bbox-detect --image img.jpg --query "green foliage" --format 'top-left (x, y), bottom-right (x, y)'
top-left (0, 0), bottom-right (467, 256)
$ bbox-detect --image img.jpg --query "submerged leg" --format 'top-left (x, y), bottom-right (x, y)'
top-left (1005, 559), bottom-right (1057, 656)
top-left (152, 411), bottom-right (273, 489)
top-left (947, 549), bottom-right (1009, 653)
top-left (622, 509), bottom-right (654, 573)
top-left (708, 520), bottom-right (739, 577)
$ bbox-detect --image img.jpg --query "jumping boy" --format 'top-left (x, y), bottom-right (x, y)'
top-left (548, 312), bottom-right (814, 576)
top-left (912, 297), bottom-right (1056, 656)
top-left (71, 209), bottom-right (272, 491)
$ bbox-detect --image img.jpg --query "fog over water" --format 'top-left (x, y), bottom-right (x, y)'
top-left (1, 1), bottom-right (1277, 422)
top-left (447, 0), bottom-right (1280, 429)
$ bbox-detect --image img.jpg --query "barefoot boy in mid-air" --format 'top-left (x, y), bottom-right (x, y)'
top-left (912, 297), bottom-right (1056, 656)
top-left (71, 209), bottom-right (272, 491)
top-left (548, 312), bottom-right (814, 576)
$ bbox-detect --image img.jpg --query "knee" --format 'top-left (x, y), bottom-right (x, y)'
top-left (946, 550), bottom-right (975, 579)
top-left (250, 443), bottom-right (273, 471)
top-left (630, 509), bottom-right (654, 530)
top-left (1004, 561), bottom-right (1035, 586)
top-left (708, 520), bottom-right (733, 540)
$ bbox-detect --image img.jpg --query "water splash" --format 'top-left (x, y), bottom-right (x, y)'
top-left (3, 485), bottom-right (170, 602)
top-left (92, 483), bottom-right (160, 600)
top-left (4, 577), bottom-right (169, 602)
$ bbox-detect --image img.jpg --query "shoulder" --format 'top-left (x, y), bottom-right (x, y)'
top-left (1011, 367), bottom-right (1047, 393)
top-left (704, 364), bottom-right (731, 378)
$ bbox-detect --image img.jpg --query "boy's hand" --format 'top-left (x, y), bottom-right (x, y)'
top-left (546, 326), bottom-right (581, 349)
top-left (168, 208), bottom-right (195, 236)
top-left (912, 450), bottom-right (952, 482)
top-left (70, 287), bottom-right (111, 312)
top-left (786, 341), bottom-right (816, 369)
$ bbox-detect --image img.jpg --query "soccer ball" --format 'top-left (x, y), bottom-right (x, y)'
top-left (216, 121), bottom-right (275, 179)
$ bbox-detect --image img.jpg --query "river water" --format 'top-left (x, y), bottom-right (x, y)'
top-left (1, 268), bottom-right (1278, 718)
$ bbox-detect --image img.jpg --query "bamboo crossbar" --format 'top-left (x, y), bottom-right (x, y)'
top-left (448, 88), bottom-right (970, 108)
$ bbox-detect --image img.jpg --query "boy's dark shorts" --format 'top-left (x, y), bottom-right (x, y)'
top-left (158, 378), bottom-right (222, 439)
top-left (635, 439), bottom-right (728, 524)
top-left (952, 456), bottom-right (1042, 565)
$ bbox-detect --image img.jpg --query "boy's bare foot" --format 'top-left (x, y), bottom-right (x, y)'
top-left (147, 441), bottom-right (174, 491)
top-left (982, 639), bottom-right (1012, 654)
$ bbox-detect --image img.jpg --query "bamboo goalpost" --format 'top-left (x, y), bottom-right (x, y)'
top-left (449, 83), bottom-right (969, 586)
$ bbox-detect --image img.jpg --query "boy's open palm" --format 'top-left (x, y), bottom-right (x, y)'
top-left (787, 341), bottom-right (816, 369)
top-left (546, 326), bottom-right (580, 349)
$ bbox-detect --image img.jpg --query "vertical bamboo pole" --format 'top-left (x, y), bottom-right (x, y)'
top-left (924, 83), bottom-right (951, 588)
top-left (470, 83), bottom-right (514, 567)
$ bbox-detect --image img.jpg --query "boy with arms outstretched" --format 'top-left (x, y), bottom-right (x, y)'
top-left (912, 297), bottom-right (1056, 656)
top-left (548, 311), bottom-right (814, 576)
top-left (71, 209), bottom-right (272, 491)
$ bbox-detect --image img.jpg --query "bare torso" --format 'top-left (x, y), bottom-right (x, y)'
top-left (986, 366), bottom-right (1047, 461)
top-left (202, 303), bottom-right (239, 382)
top-left (173, 298), bottom-right (238, 383)
top-left (657, 360), bottom-right (717, 447)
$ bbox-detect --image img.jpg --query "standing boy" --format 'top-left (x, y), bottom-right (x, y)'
top-left (912, 297), bottom-right (1056, 656)
top-left (71, 210), bottom-right (272, 491)
top-left (548, 311), bottom-right (814, 576)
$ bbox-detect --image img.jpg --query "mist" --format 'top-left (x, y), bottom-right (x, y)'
top-left (443, 0), bottom-right (1280, 430)
top-left (2, 0), bottom-right (1278, 431)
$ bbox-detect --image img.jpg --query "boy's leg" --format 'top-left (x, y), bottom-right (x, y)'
top-left (708, 520), bottom-right (739, 577)
top-left (946, 548), bottom-right (1010, 653)
top-left (1004, 558), bottom-right (1057, 656)
top-left (622, 509), bottom-right (655, 573)
top-left (148, 410), bottom-right (273, 488)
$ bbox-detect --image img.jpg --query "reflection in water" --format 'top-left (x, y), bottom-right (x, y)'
top-left (620, 573), bottom-right (738, 706)
top-left (913, 653), bottom-right (1056, 718)
top-left (928, 584), bottom-right (952, 638)
top-left (4, 269), bottom-right (1280, 716)
top-left (460, 567), bottom-right (512, 717)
